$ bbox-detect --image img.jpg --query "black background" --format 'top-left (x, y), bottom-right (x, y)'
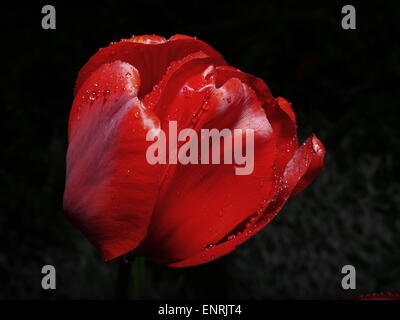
top-left (1, 1), bottom-right (399, 299)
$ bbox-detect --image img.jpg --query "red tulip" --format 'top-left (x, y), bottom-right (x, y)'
top-left (64, 34), bottom-right (326, 267)
top-left (350, 293), bottom-right (400, 300)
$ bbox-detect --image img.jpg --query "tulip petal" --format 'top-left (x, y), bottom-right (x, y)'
top-left (215, 66), bottom-right (298, 175)
top-left (267, 97), bottom-right (298, 176)
top-left (289, 134), bottom-right (326, 198)
top-left (74, 35), bottom-right (226, 98)
top-left (169, 134), bottom-right (325, 267)
top-left (64, 61), bottom-right (161, 261)
top-left (135, 71), bottom-right (277, 265)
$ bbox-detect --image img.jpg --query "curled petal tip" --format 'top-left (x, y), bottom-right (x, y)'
top-left (311, 134), bottom-right (326, 157)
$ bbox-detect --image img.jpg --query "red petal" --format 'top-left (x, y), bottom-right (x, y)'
top-left (215, 65), bottom-right (274, 106)
top-left (169, 134), bottom-right (325, 267)
top-left (267, 97), bottom-right (298, 176)
top-left (215, 67), bottom-right (298, 176)
top-left (64, 61), bottom-right (161, 261)
top-left (74, 35), bottom-right (226, 98)
top-left (351, 293), bottom-right (400, 300)
top-left (289, 134), bottom-right (326, 197)
top-left (135, 70), bottom-right (277, 265)
top-left (129, 34), bottom-right (167, 44)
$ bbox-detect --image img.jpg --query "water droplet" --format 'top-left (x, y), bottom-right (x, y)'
top-left (182, 86), bottom-right (191, 97)
top-left (191, 113), bottom-right (198, 124)
top-left (204, 72), bottom-right (215, 81)
top-left (125, 72), bottom-right (132, 79)
top-left (134, 111), bottom-right (140, 119)
top-left (202, 100), bottom-right (209, 111)
top-left (204, 243), bottom-right (214, 250)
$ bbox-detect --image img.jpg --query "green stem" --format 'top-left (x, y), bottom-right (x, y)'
top-left (115, 255), bottom-right (146, 300)
top-left (115, 257), bottom-right (132, 300)
top-left (132, 257), bottom-right (146, 299)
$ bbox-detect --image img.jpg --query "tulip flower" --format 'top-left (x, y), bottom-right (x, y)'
top-left (64, 34), bottom-right (326, 268)
top-left (348, 293), bottom-right (400, 300)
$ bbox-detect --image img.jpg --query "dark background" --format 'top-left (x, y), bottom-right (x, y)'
top-left (1, 0), bottom-right (399, 299)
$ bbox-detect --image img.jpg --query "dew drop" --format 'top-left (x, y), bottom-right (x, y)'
top-left (182, 86), bottom-right (190, 97)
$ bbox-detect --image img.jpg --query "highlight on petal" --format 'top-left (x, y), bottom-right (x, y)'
top-left (64, 61), bottom-right (161, 261)
top-left (129, 35), bottom-right (167, 44)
